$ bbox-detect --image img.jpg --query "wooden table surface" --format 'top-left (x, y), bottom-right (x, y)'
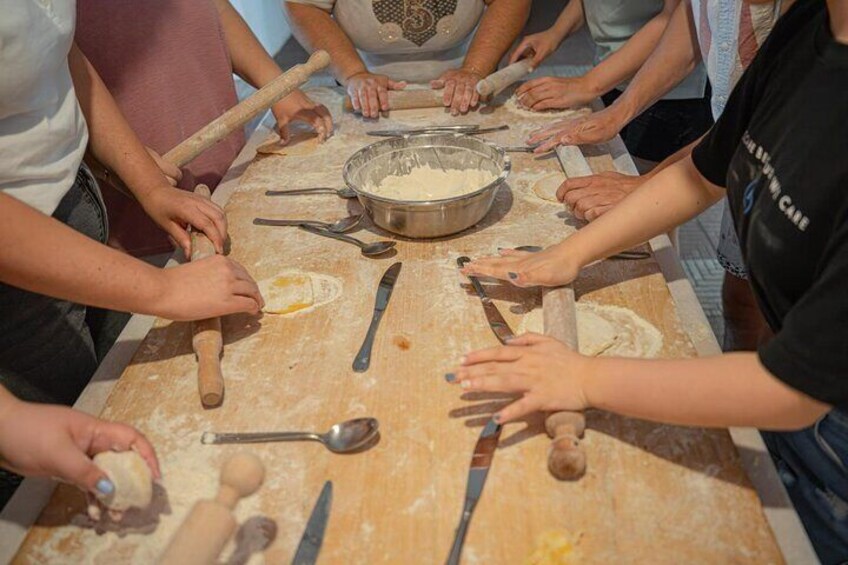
top-left (8, 88), bottom-right (797, 563)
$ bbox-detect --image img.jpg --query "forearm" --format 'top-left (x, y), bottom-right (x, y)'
top-left (214, 0), bottom-right (284, 88)
top-left (609, 0), bottom-right (702, 124)
top-left (0, 194), bottom-right (163, 315)
top-left (584, 353), bottom-right (830, 430)
top-left (284, 2), bottom-right (366, 83)
top-left (563, 155), bottom-right (723, 265)
top-left (644, 135), bottom-right (702, 180)
top-left (583, 0), bottom-right (682, 97)
top-left (550, 0), bottom-right (585, 43)
top-left (463, 0), bottom-right (532, 75)
top-left (68, 44), bottom-right (168, 200)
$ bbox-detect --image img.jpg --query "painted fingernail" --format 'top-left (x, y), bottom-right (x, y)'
top-left (503, 336), bottom-right (514, 343)
top-left (508, 272), bottom-right (519, 280)
top-left (493, 414), bottom-right (502, 423)
top-left (461, 380), bottom-right (471, 389)
top-left (444, 373), bottom-right (456, 383)
top-left (96, 478), bottom-right (114, 495)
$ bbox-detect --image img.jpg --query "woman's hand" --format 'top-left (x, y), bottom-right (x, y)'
top-left (430, 67), bottom-right (484, 115)
top-left (0, 398), bottom-right (160, 495)
top-left (515, 76), bottom-right (598, 112)
top-left (155, 255), bottom-right (264, 321)
top-left (528, 107), bottom-right (628, 153)
top-left (144, 147), bottom-right (182, 187)
top-left (459, 247), bottom-right (579, 288)
top-left (447, 333), bottom-right (591, 423)
top-left (508, 30), bottom-right (561, 67)
top-left (345, 71), bottom-right (407, 119)
top-left (272, 89), bottom-right (334, 142)
top-left (136, 185), bottom-right (228, 257)
top-left (558, 172), bottom-right (646, 221)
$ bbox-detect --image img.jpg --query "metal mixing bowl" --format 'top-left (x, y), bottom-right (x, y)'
top-left (342, 133), bottom-right (511, 238)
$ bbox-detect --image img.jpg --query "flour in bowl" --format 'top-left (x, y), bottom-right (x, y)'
top-left (365, 165), bottom-right (497, 201)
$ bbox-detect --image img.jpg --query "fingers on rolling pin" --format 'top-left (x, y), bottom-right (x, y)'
top-left (546, 411), bottom-right (587, 481)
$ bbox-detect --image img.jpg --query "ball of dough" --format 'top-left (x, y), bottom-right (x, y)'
top-left (93, 450), bottom-right (153, 511)
top-left (532, 173), bottom-right (566, 203)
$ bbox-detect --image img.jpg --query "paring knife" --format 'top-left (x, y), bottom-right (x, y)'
top-left (292, 481), bottom-right (332, 565)
top-left (457, 256), bottom-right (515, 344)
top-left (353, 262), bottom-right (402, 372)
top-left (367, 124), bottom-right (509, 137)
top-left (445, 419), bottom-right (502, 565)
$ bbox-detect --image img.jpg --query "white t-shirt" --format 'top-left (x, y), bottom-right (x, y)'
top-left (0, 0), bottom-right (89, 215)
top-left (287, 0), bottom-right (485, 82)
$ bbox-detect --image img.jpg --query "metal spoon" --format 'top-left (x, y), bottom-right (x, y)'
top-left (200, 417), bottom-right (380, 454)
top-left (265, 187), bottom-right (357, 199)
top-left (299, 223), bottom-right (395, 257)
top-left (514, 245), bottom-right (650, 261)
top-left (253, 214), bottom-right (363, 233)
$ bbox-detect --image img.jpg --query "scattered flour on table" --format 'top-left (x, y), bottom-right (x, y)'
top-left (363, 165), bottom-right (497, 201)
top-left (502, 94), bottom-right (590, 119)
top-left (519, 302), bottom-right (663, 357)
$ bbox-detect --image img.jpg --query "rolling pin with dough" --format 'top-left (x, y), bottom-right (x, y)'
top-left (159, 453), bottom-right (265, 565)
top-left (343, 89), bottom-right (444, 113)
top-left (476, 60), bottom-right (534, 99)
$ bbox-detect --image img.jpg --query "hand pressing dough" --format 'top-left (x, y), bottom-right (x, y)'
top-left (532, 173), bottom-right (566, 203)
top-left (519, 302), bottom-right (663, 358)
top-left (258, 271), bottom-right (342, 316)
top-left (93, 451), bottom-right (153, 513)
top-left (256, 131), bottom-right (321, 157)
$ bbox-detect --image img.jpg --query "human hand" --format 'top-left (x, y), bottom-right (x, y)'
top-left (137, 185), bottom-right (227, 257)
top-left (509, 30), bottom-right (561, 67)
top-left (272, 89), bottom-right (334, 142)
top-left (527, 107), bottom-right (627, 153)
top-left (145, 147), bottom-right (182, 187)
top-left (430, 67), bottom-right (484, 115)
top-left (447, 333), bottom-right (590, 423)
top-left (459, 246), bottom-right (579, 288)
top-left (558, 171), bottom-right (646, 221)
top-left (155, 255), bottom-right (264, 321)
top-left (345, 71), bottom-right (407, 119)
top-left (0, 397), bottom-right (160, 495)
top-left (515, 76), bottom-right (598, 112)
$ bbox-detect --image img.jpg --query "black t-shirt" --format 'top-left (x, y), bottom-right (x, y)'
top-left (692, 0), bottom-right (848, 410)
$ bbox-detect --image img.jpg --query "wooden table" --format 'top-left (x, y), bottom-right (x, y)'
top-left (3, 87), bottom-right (815, 563)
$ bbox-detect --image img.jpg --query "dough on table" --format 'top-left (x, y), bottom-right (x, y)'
top-left (519, 302), bottom-right (663, 358)
top-left (532, 173), bottom-right (566, 203)
top-left (256, 131), bottom-right (320, 157)
top-left (258, 272), bottom-right (343, 316)
top-left (93, 450), bottom-right (153, 513)
top-left (503, 94), bottom-right (591, 119)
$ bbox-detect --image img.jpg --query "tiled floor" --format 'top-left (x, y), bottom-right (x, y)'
top-left (271, 0), bottom-right (727, 345)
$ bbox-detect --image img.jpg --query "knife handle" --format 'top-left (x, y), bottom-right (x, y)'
top-left (445, 505), bottom-right (474, 565)
top-left (353, 308), bottom-right (386, 372)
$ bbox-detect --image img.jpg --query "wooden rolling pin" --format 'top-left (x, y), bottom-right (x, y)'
top-left (190, 184), bottom-right (225, 409)
top-left (165, 50), bottom-right (330, 167)
top-left (343, 89), bottom-right (444, 113)
top-left (160, 453), bottom-right (265, 565)
top-left (476, 60), bottom-right (534, 99)
top-left (542, 287), bottom-right (586, 480)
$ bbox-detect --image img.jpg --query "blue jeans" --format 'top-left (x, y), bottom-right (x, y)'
top-left (763, 410), bottom-right (848, 564)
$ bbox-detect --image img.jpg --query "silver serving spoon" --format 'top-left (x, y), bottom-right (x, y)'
top-left (299, 223), bottom-right (395, 257)
top-left (253, 214), bottom-right (363, 233)
top-left (200, 417), bottom-right (380, 454)
top-left (265, 186), bottom-right (357, 199)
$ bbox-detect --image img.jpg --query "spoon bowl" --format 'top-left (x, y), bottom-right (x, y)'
top-left (360, 241), bottom-right (396, 257)
top-left (322, 418), bottom-right (380, 453)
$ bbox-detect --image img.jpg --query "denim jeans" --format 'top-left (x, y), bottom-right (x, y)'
top-left (763, 410), bottom-right (848, 564)
top-left (0, 165), bottom-right (111, 406)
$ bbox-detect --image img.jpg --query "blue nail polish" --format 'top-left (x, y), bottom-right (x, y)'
top-left (96, 478), bottom-right (114, 495)
top-left (508, 272), bottom-right (518, 280)
top-left (444, 373), bottom-right (456, 383)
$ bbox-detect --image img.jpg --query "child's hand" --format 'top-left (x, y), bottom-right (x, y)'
top-left (272, 89), bottom-right (334, 142)
top-left (0, 397), bottom-right (160, 496)
top-left (509, 30), bottom-right (561, 67)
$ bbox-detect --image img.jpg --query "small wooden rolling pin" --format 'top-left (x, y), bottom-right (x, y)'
top-left (475, 59), bottom-right (534, 99)
top-left (189, 184), bottom-right (225, 409)
top-left (160, 453), bottom-right (265, 565)
top-left (343, 89), bottom-right (444, 113)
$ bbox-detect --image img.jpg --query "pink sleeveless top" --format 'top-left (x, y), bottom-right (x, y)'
top-left (75, 0), bottom-right (245, 256)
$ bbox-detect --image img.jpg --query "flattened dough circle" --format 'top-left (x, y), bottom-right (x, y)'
top-left (259, 271), bottom-right (342, 316)
top-left (533, 173), bottom-right (566, 203)
top-left (93, 451), bottom-right (153, 512)
top-left (256, 131), bottom-right (321, 157)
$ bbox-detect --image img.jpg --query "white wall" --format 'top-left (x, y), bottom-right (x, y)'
top-left (230, 0), bottom-right (291, 56)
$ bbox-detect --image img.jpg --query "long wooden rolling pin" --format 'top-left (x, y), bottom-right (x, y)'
top-left (189, 185), bottom-right (225, 409)
top-left (343, 89), bottom-right (444, 113)
top-left (159, 453), bottom-right (265, 565)
top-left (476, 59), bottom-right (534, 99)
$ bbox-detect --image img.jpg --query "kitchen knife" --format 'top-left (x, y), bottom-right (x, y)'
top-left (445, 419), bottom-right (502, 565)
top-left (292, 481), bottom-right (333, 565)
top-left (367, 124), bottom-right (509, 137)
top-left (457, 256), bottom-right (515, 344)
top-left (353, 262), bottom-right (403, 372)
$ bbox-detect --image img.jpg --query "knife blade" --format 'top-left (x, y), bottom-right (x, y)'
top-left (445, 419), bottom-right (502, 565)
top-left (367, 124), bottom-right (509, 137)
top-left (353, 262), bottom-right (403, 372)
top-left (292, 481), bottom-right (333, 565)
top-left (457, 256), bottom-right (515, 344)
